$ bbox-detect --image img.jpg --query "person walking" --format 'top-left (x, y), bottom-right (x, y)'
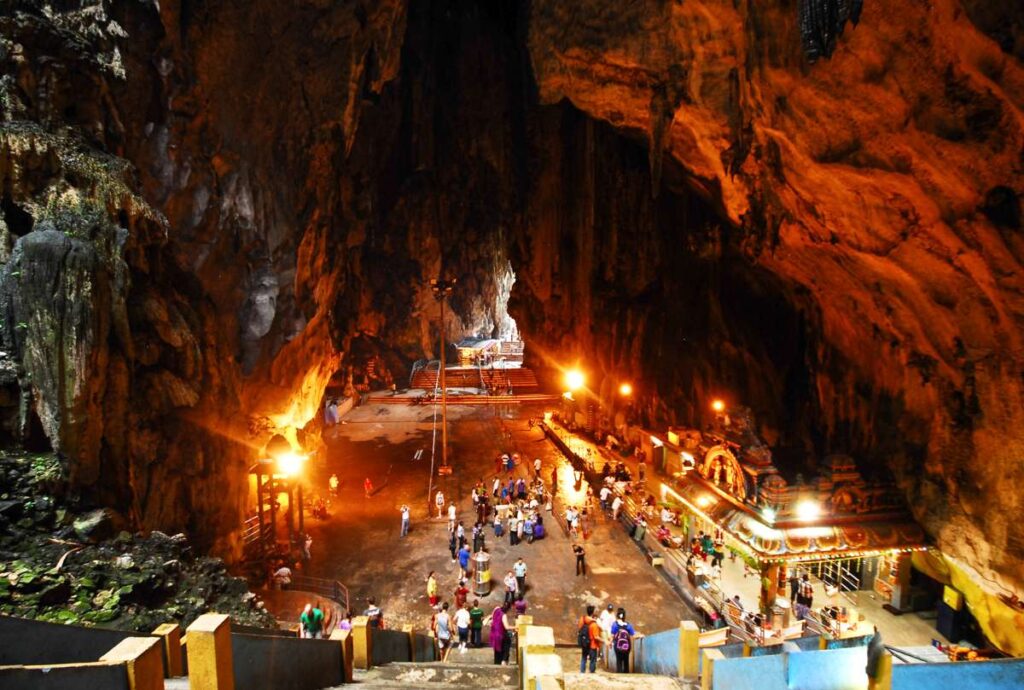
top-left (490, 603), bottom-right (512, 665)
top-left (435, 490), bottom-right (445, 519)
top-left (503, 570), bottom-right (518, 605)
top-left (577, 605), bottom-right (602, 673)
top-left (789, 569), bottom-right (800, 603)
top-left (469, 599), bottom-right (485, 647)
top-left (798, 573), bottom-right (814, 608)
top-left (508, 513), bottom-right (519, 546)
top-left (456, 520), bottom-right (466, 548)
top-left (611, 608), bottom-right (636, 673)
top-left (454, 578), bottom-right (470, 609)
top-left (611, 495), bottom-right (623, 521)
top-left (458, 543), bottom-right (472, 579)
top-left (329, 473), bottom-right (339, 497)
top-left (364, 477), bottom-right (373, 498)
top-left (454, 601), bottom-right (472, 654)
top-left (399, 504), bottom-right (410, 538)
top-left (573, 543), bottom-right (586, 576)
top-left (300, 603), bottom-right (323, 639)
top-left (434, 602), bottom-right (453, 662)
top-left (448, 503), bottom-right (457, 533)
top-left (513, 558), bottom-right (528, 596)
top-left (427, 571), bottom-right (439, 607)
top-left (449, 530), bottom-right (458, 562)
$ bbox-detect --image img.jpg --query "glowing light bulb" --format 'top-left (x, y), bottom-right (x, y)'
top-left (277, 452), bottom-right (305, 477)
top-left (711, 399), bottom-right (725, 413)
top-left (619, 383), bottom-right (633, 396)
top-left (795, 500), bottom-right (820, 521)
top-left (565, 369), bottom-right (585, 391)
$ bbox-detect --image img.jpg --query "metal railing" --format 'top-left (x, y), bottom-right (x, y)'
top-left (242, 516), bottom-right (273, 552)
top-left (289, 574), bottom-right (350, 613)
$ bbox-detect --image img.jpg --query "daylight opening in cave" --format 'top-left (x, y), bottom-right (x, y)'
top-left (1, 0), bottom-right (1023, 679)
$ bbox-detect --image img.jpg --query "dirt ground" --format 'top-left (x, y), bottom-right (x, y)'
top-left (298, 400), bottom-right (695, 642)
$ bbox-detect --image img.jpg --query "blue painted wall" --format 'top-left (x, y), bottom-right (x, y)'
top-left (634, 627), bottom-right (679, 676)
top-left (713, 654), bottom-right (787, 690)
top-left (893, 658), bottom-right (1024, 690)
top-left (788, 645), bottom-right (867, 690)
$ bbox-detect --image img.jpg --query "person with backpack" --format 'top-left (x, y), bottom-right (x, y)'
top-left (577, 605), bottom-right (602, 673)
top-left (611, 608), bottom-right (636, 673)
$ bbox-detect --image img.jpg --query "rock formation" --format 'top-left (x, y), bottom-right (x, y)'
top-left (1, 0), bottom-right (1022, 649)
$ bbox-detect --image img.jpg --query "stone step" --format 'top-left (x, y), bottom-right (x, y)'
top-left (354, 661), bottom-right (518, 687)
top-left (563, 671), bottom-right (696, 690)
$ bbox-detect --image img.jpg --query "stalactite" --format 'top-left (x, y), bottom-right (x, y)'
top-left (800, 0), bottom-right (864, 62)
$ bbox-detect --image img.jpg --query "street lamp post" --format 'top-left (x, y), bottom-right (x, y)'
top-left (431, 278), bottom-right (456, 474)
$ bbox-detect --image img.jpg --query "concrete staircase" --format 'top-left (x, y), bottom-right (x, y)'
top-left (563, 671), bottom-right (696, 689)
top-left (349, 646), bottom-right (517, 688)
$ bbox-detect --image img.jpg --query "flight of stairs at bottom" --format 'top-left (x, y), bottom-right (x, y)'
top-left (562, 671), bottom-right (697, 689)
top-left (342, 646), bottom-right (518, 688)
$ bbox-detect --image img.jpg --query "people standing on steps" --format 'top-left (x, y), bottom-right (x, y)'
top-left (434, 602), bottom-right (453, 662)
top-left (598, 604), bottom-right (616, 664)
top-left (448, 503), bottom-right (457, 533)
top-left (577, 604), bottom-right (602, 673)
top-left (490, 603), bottom-right (513, 665)
top-left (399, 504), bottom-right (410, 537)
top-left (454, 601), bottom-right (472, 654)
top-left (611, 608), bottom-right (636, 673)
top-left (469, 599), bottom-right (485, 647)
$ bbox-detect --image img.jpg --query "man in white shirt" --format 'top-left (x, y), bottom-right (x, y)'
top-left (399, 504), bottom-right (410, 537)
top-left (448, 503), bottom-right (457, 533)
top-left (453, 603), bottom-right (472, 653)
top-left (598, 604), bottom-right (616, 663)
top-left (599, 485), bottom-right (612, 511)
top-left (611, 495), bottom-right (623, 521)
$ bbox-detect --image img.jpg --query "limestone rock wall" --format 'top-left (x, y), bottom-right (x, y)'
top-left (1, 0), bottom-right (1023, 625)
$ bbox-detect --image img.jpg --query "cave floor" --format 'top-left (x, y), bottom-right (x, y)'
top-left (297, 400), bottom-right (696, 642)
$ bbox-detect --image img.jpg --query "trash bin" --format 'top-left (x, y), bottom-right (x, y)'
top-left (473, 551), bottom-right (491, 596)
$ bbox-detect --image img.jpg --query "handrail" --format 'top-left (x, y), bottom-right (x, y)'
top-left (885, 645), bottom-right (934, 664)
top-left (289, 574), bottom-right (350, 613)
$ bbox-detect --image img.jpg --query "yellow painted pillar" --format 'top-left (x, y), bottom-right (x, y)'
top-left (868, 650), bottom-right (893, 690)
top-left (351, 616), bottom-right (373, 670)
top-left (701, 649), bottom-right (724, 690)
top-left (186, 613), bottom-right (234, 690)
top-left (517, 614), bottom-right (534, 662)
top-left (100, 636), bottom-right (164, 690)
top-left (152, 623), bottom-right (184, 677)
top-left (679, 620), bottom-right (700, 679)
top-left (329, 628), bottom-right (354, 682)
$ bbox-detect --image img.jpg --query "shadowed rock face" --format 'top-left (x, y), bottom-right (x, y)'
top-left (0, 0), bottom-right (1022, 614)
